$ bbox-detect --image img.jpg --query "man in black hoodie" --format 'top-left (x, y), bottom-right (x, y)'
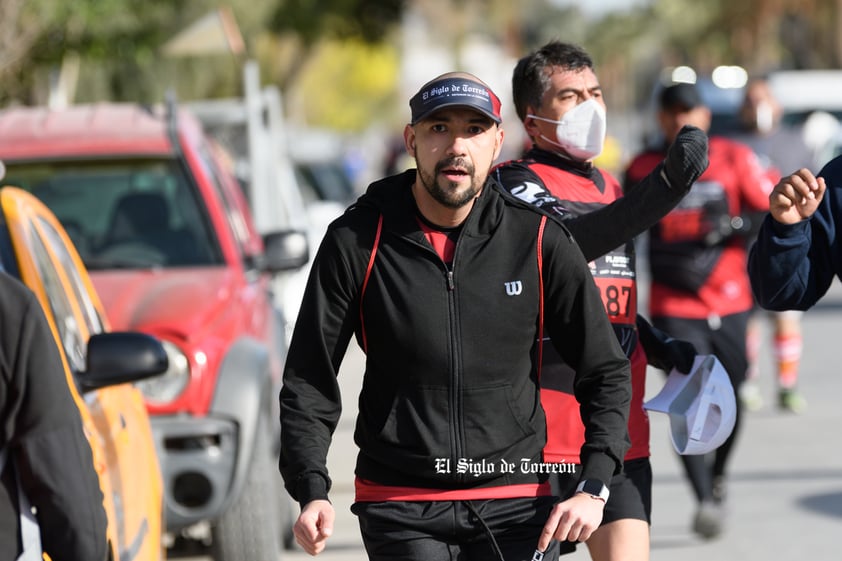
top-left (0, 272), bottom-right (108, 561)
top-left (280, 72), bottom-right (632, 561)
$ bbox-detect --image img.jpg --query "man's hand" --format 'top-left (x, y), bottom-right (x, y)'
top-left (654, 337), bottom-right (698, 374)
top-left (537, 493), bottom-right (605, 551)
top-left (663, 125), bottom-right (709, 192)
top-left (769, 168), bottom-right (825, 225)
top-left (637, 315), bottom-right (697, 373)
top-left (294, 499), bottom-right (335, 556)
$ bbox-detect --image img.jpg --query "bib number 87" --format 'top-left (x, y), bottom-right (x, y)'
top-left (594, 277), bottom-right (636, 321)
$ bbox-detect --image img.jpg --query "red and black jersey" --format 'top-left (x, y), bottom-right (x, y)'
top-left (495, 148), bottom-right (649, 463)
top-left (624, 136), bottom-right (773, 319)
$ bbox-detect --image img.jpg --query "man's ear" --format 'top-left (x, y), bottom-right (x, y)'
top-left (403, 123), bottom-right (416, 158)
top-left (523, 108), bottom-right (541, 137)
top-left (493, 126), bottom-right (505, 161)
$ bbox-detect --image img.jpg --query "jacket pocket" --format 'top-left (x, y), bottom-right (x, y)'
top-left (370, 383), bottom-right (538, 463)
top-left (371, 385), bottom-right (450, 463)
top-left (462, 384), bottom-right (538, 462)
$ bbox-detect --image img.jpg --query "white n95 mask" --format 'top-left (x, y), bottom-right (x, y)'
top-left (755, 100), bottom-right (775, 133)
top-left (528, 98), bottom-right (607, 161)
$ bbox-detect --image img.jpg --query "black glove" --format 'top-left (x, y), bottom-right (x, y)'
top-left (663, 125), bottom-right (709, 193)
top-left (636, 315), bottom-right (698, 374)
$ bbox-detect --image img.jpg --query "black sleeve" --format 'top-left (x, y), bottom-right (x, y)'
top-left (12, 288), bottom-right (108, 561)
top-left (496, 160), bottom-right (689, 262)
top-left (566, 164), bottom-right (687, 261)
top-left (279, 219), bottom-right (362, 506)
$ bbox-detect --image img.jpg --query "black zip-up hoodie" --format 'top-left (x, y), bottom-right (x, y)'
top-left (280, 170), bottom-right (631, 506)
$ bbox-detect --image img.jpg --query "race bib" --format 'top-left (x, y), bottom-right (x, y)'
top-left (593, 276), bottom-right (637, 325)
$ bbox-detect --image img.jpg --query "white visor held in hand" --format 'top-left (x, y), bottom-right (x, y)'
top-left (644, 354), bottom-right (737, 455)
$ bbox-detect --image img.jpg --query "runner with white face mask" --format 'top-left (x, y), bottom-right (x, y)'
top-left (495, 41), bottom-right (710, 561)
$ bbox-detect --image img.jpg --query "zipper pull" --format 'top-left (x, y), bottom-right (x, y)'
top-left (446, 270), bottom-right (455, 291)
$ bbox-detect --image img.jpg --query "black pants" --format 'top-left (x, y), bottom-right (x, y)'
top-left (352, 496), bottom-right (560, 561)
top-left (653, 311), bottom-right (749, 503)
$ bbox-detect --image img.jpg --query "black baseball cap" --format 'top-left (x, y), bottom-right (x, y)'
top-left (409, 74), bottom-right (502, 125)
top-left (659, 83), bottom-right (704, 111)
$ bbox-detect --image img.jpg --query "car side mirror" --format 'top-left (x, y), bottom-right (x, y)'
top-left (78, 332), bottom-right (169, 393)
top-left (262, 229), bottom-right (309, 273)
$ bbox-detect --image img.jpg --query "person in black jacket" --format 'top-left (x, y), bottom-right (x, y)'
top-left (279, 71), bottom-right (632, 561)
top-left (0, 272), bottom-right (108, 561)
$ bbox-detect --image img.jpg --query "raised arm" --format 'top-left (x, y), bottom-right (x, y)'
top-left (749, 166), bottom-right (838, 311)
top-left (497, 126), bottom-right (708, 262)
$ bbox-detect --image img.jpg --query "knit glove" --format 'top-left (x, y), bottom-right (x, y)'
top-left (663, 125), bottom-right (709, 193)
top-left (637, 315), bottom-right (698, 374)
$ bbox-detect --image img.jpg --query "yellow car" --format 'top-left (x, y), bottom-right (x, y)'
top-left (0, 185), bottom-right (168, 561)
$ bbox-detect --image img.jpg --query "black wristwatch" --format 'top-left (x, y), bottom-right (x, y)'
top-left (575, 479), bottom-right (610, 503)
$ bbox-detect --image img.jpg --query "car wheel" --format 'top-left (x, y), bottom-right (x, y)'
top-left (210, 413), bottom-right (282, 561)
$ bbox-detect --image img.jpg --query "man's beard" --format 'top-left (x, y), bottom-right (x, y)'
top-left (417, 158), bottom-right (481, 209)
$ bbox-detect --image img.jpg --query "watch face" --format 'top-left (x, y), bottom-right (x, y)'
top-left (577, 479), bottom-right (609, 501)
top-left (582, 480), bottom-right (605, 495)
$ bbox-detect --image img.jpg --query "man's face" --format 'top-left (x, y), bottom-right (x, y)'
top-left (404, 107), bottom-right (503, 210)
top-left (658, 105), bottom-right (711, 143)
top-left (739, 81), bottom-right (780, 132)
top-left (526, 66), bottom-right (606, 152)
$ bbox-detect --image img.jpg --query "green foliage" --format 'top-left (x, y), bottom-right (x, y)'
top-left (1, 0), bottom-right (403, 106)
top-left (294, 39), bottom-right (399, 130)
top-left (270, 0), bottom-right (403, 45)
top-left (3, 0), bottom-right (268, 99)
top-left (3, 0), bottom-right (840, 131)
top-left (1, 0), bottom-right (221, 104)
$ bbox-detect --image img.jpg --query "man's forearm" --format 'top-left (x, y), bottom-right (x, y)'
top-left (567, 163), bottom-right (684, 261)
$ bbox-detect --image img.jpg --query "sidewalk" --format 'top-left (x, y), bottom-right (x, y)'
top-left (282, 281), bottom-right (842, 561)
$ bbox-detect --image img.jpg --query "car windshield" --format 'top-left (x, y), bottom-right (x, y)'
top-left (3, 159), bottom-right (223, 269)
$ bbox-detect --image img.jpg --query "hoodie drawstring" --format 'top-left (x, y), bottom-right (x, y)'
top-left (463, 500), bottom-right (506, 561)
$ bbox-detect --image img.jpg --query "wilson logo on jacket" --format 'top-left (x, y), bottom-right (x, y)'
top-left (505, 281), bottom-right (523, 296)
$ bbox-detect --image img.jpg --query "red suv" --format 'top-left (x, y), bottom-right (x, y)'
top-left (0, 101), bottom-right (308, 561)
